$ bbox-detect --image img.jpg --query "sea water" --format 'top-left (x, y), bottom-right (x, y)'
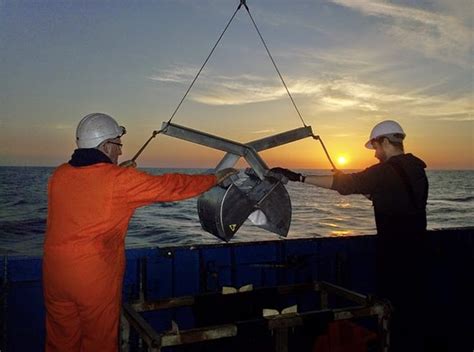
top-left (0, 166), bottom-right (472, 255)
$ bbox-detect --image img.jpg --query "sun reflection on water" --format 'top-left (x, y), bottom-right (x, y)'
top-left (319, 222), bottom-right (339, 228)
top-left (336, 201), bottom-right (352, 209)
top-left (330, 230), bottom-right (354, 237)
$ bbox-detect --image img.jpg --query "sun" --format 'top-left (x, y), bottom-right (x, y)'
top-left (337, 155), bottom-right (348, 166)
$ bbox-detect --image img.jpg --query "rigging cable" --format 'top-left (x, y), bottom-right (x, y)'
top-left (241, 1), bottom-right (337, 170)
top-left (130, 3), bottom-right (242, 163)
top-left (312, 134), bottom-right (337, 171)
top-left (241, 1), bottom-right (307, 128)
top-left (131, 0), bottom-right (337, 171)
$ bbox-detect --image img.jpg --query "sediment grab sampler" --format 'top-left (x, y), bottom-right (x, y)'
top-left (132, 0), bottom-right (337, 241)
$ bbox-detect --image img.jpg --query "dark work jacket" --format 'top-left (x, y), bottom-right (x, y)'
top-left (331, 153), bottom-right (428, 238)
top-left (333, 154), bottom-right (429, 349)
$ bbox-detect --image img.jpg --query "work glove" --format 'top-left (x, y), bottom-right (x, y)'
top-left (270, 167), bottom-right (304, 182)
top-left (215, 168), bottom-right (239, 184)
top-left (119, 160), bottom-right (137, 168)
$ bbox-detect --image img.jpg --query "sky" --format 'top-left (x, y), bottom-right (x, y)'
top-left (1, 0), bottom-right (473, 169)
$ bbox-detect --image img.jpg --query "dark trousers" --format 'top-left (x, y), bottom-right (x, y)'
top-left (376, 232), bottom-right (427, 352)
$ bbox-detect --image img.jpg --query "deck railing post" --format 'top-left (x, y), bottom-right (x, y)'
top-left (120, 310), bottom-right (131, 352)
top-left (320, 289), bottom-right (329, 309)
top-left (138, 257), bottom-right (147, 303)
top-left (273, 327), bottom-right (288, 352)
top-left (378, 303), bottom-right (392, 352)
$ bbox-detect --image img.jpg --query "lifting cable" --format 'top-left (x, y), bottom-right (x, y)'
top-left (130, 4), bottom-right (241, 163)
top-left (239, 1), bottom-right (337, 170)
top-left (131, 0), bottom-right (337, 171)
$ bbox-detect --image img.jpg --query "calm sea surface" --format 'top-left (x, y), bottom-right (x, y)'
top-left (0, 166), bottom-right (472, 255)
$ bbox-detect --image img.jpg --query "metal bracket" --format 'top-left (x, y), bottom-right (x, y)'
top-left (161, 122), bottom-right (268, 179)
top-left (160, 122), bottom-right (314, 179)
top-left (216, 126), bottom-right (314, 172)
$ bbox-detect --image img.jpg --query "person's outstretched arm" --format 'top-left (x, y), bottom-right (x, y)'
top-left (304, 174), bottom-right (334, 189)
top-left (270, 167), bottom-right (333, 189)
top-left (271, 166), bottom-right (381, 197)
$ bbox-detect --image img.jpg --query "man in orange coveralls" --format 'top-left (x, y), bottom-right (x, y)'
top-left (43, 112), bottom-right (237, 352)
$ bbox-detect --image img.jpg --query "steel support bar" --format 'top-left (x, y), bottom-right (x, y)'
top-left (332, 305), bottom-right (377, 320)
top-left (216, 126), bottom-right (313, 170)
top-left (122, 303), bottom-right (162, 350)
top-left (248, 126), bottom-right (314, 151)
top-left (266, 315), bottom-right (304, 330)
top-left (132, 296), bottom-right (195, 312)
top-left (274, 327), bottom-right (289, 352)
top-left (120, 312), bottom-right (131, 352)
top-left (130, 282), bottom-right (376, 314)
top-left (132, 283), bottom-right (317, 314)
top-left (161, 324), bottom-right (237, 347)
top-left (161, 122), bottom-right (250, 156)
top-left (130, 284), bottom-right (315, 313)
top-left (161, 122), bottom-right (268, 178)
top-left (317, 281), bottom-right (369, 306)
top-left (121, 281), bottom-right (391, 352)
top-left (131, 296), bottom-right (194, 312)
top-left (320, 290), bottom-right (329, 309)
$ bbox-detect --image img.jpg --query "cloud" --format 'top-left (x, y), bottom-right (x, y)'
top-left (437, 115), bottom-right (473, 122)
top-left (312, 78), bottom-right (416, 112)
top-left (249, 5), bottom-right (331, 36)
top-left (329, 0), bottom-right (472, 66)
top-left (191, 75), bottom-right (324, 106)
top-left (148, 66), bottom-right (197, 83)
top-left (320, 97), bottom-right (377, 111)
top-left (403, 95), bottom-right (474, 121)
top-left (148, 66), bottom-right (472, 121)
top-left (191, 78), bottom-right (286, 105)
top-left (148, 66), bottom-right (407, 109)
top-left (249, 129), bottom-right (277, 134)
top-left (149, 66), bottom-right (403, 109)
top-left (331, 133), bottom-right (356, 138)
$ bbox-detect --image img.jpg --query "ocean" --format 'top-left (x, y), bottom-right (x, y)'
top-left (0, 166), bottom-right (472, 256)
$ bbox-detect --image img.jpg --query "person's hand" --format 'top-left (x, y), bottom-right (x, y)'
top-left (215, 168), bottom-right (238, 184)
top-left (270, 167), bottom-right (304, 182)
top-left (119, 160), bottom-right (137, 168)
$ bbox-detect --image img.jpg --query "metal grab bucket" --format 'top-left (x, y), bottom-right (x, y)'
top-left (198, 170), bottom-right (292, 241)
top-left (159, 122), bottom-right (314, 241)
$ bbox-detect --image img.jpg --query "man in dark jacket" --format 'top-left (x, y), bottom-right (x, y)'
top-left (273, 120), bottom-right (429, 351)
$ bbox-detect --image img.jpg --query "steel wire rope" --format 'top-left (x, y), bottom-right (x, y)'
top-left (242, 3), bottom-right (307, 128)
top-left (131, 0), bottom-right (337, 171)
top-left (130, 4), bottom-right (242, 163)
top-left (313, 135), bottom-right (337, 171)
top-left (243, 3), bottom-right (337, 170)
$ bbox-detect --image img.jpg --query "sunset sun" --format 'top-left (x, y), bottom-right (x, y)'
top-left (337, 155), bottom-right (348, 167)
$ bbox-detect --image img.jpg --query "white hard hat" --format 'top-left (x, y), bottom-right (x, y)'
top-left (365, 120), bottom-right (405, 149)
top-left (76, 113), bottom-right (126, 148)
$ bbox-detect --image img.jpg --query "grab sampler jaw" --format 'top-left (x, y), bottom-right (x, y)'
top-left (160, 122), bottom-right (313, 241)
top-left (197, 169), bottom-right (292, 241)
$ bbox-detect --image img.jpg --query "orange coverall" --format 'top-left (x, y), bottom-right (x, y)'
top-left (43, 163), bottom-right (216, 351)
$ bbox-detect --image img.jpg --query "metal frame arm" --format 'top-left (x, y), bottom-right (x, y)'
top-left (216, 126), bottom-right (313, 170)
top-left (160, 122), bottom-right (268, 178)
top-left (160, 122), bottom-right (313, 179)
